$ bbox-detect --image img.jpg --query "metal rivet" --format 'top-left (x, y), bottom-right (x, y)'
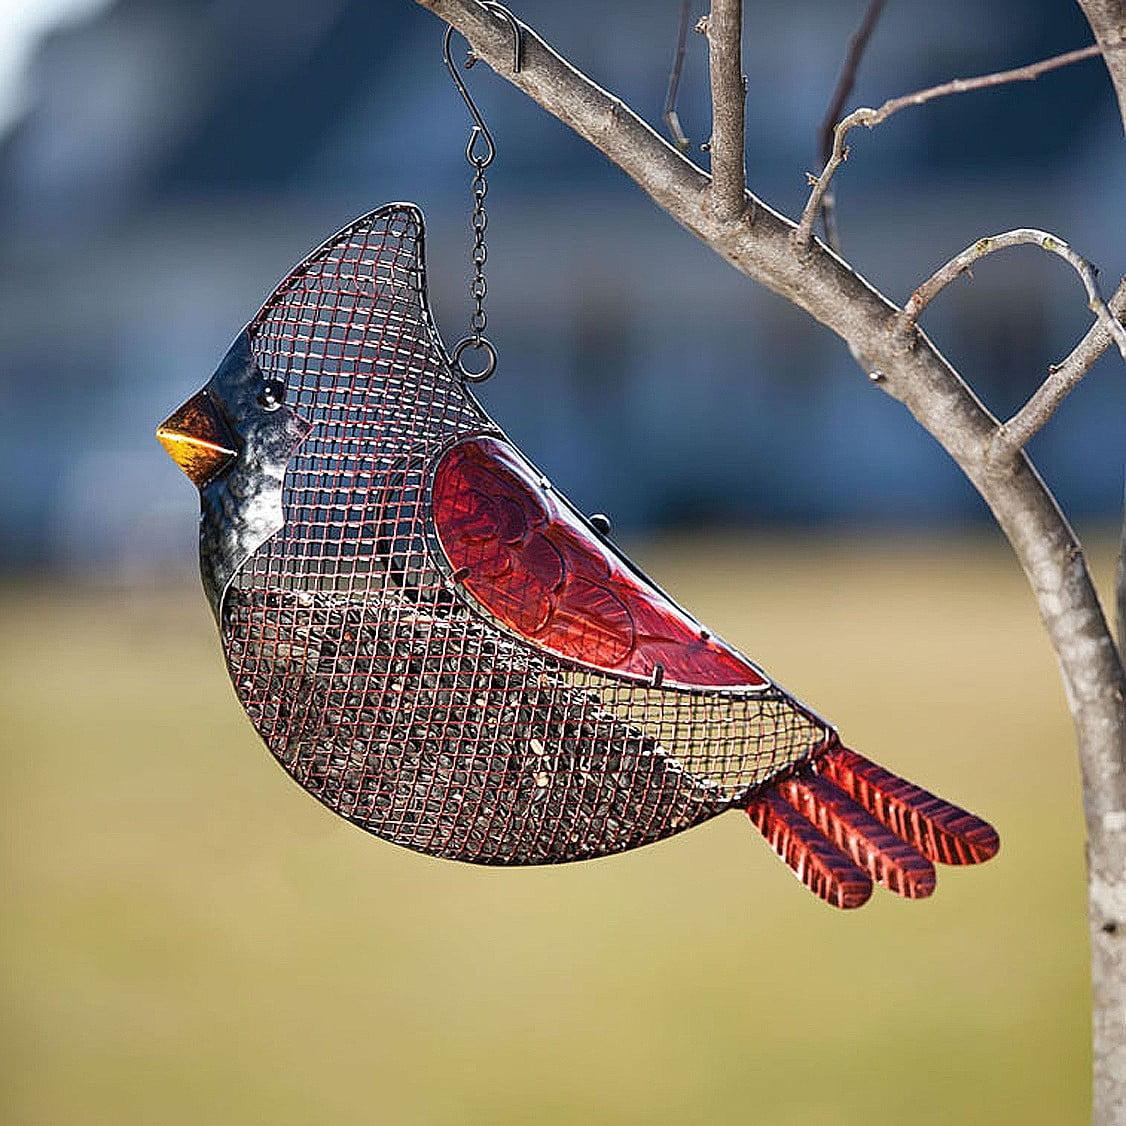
top-left (257, 379), bottom-right (286, 410)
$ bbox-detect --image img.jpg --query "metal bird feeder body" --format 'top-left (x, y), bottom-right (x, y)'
top-left (187, 205), bottom-right (833, 865)
top-left (157, 8), bottom-right (1000, 906)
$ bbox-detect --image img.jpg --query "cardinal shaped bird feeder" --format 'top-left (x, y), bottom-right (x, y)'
top-left (157, 8), bottom-right (998, 909)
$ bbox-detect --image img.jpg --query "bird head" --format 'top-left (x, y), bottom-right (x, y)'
top-left (157, 331), bottom-right (311, 621)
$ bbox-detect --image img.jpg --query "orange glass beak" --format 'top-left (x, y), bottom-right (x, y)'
top-left (156, 388), bottom-right (238, 487)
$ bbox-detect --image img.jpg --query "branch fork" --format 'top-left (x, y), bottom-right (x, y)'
top-left (991, 276), bottom-right (1126, 463)
top-left (896, 233), bottom-right (1126, 463)
top-left (794, 43), bottom-right (1110, 253)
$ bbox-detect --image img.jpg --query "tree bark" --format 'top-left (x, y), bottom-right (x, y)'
top-left (704, 0), bottom-right (746, 221)
top-left (1077, 0), bottom-right (1126, 130)
top-left (416, 2), bottom-right (1126, 1118)
top-left (1074, 5), bottom-right (1126, 1119)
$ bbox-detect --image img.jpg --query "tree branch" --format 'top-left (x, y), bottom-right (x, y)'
top-left (411, 9), bottom-right (1126, 1110)
top-left (704, 0), bottom-right (746, 221)
top-left (1076, 0), bottom-right (1126, 129)
top-left (991, 277), bottom-right (1126, 459)
top-left (902, 229), bottom-right (1126, 360)
top-left (1070, 7), bottom-right (1126, 1116)
top-left (817, 0), bottom-right (887, 250)
top-left (1118, 479), bottom-right (1125, 656)
top-left (663, 0), bottom-right (694, 153)
top-left (794, 42), bottom-right (1108, 251)
top-left (1079, 0), bottom-right (1126, 816)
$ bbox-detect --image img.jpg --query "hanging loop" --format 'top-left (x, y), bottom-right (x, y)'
top-left (465, 125), bottom-right (494, 168)
top-left (443, 3), bottom-right (523, 384)
top-left (452, 336), bottom-right (498, 383)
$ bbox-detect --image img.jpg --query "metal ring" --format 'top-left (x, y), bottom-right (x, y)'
top-left (452, 336), bottom-right (497, 382)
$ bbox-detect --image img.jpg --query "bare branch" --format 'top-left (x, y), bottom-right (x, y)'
top-left (1118, 478), bottom-right (1125, 657)
top-left (1073, 6), bottom-right (1126, 1107)
top-left (414, 5), bottom-right (1126, 1117)
top-left (903, 229), bottom-right (1126, 361)
top-left (705, 0), bottom-right (746, 221)
top-left (413, 7), bottom-right (1125, 1108)
top-left (795, 105), bottom-right (872, 254)
top-left (818, 0), bottom-right (888, 169)
top-left (663, 0), bottom-right (694, 153)
top-left (1076, 0), bottom-right (1126, 129)
top-left (990, 277), bottom-right (1126, 459)
top-left (817, 0), bottom-right (887, 250)
top-left (794, 42), bottom-right (1108, 250)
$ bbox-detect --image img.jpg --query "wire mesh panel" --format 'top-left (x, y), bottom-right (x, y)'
top-left (222, 205), bottom-right (832, 864)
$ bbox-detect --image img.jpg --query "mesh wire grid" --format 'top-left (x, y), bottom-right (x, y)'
top-left (222, 205), bottom-right (831, 864)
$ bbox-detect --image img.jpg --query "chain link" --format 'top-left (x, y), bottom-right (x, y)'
top-left (468, 160), bottom-right (490, 339)
top-left (451, 147), bottom-right (497, 384)
top-left (444, 11), bottom-right (523, 383)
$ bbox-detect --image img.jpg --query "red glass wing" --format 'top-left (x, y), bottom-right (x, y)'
top-left (431, 436), bottom-right (767, 688)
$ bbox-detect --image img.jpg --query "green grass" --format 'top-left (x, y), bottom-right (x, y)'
top-left (1, 533), bottom-right (1113, 1124)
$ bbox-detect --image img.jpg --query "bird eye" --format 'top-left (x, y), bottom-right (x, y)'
top-left (257, 379), bottom-right (286, 410)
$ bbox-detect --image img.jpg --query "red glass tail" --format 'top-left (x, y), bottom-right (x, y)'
top-left (813, 747), bottom-right (1000, 866)
top-left (748, 746), bottom-right (999, 909)
top-left (774, 774), bottom-right (937, 898)
top-left (746, 792), bottom-right (873, 909)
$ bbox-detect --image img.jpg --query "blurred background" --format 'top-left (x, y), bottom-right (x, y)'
top-left (1, 0), bottom-right (1122, 1123)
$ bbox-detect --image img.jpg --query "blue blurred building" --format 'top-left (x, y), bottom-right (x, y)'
top-left (0, 0), bottom-right (1122, 571)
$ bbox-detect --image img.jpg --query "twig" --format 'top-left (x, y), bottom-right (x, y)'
top-left (794, 42), bottom-right (1107, 251)
top-left (818, 0), bottom-right (888, 169)
top-left (817, 0), bottom-right (887, 249)
top-left (991, 276), bottom-right (1126, 460)
top-left (705, 0), bottom-right (746, 221)
top-left (902, 229), bottom-right (1126, 363)
top-left (1118, 476), bottom-right (1125, 659)
top-left (663, 0), bottom-right (694, 153)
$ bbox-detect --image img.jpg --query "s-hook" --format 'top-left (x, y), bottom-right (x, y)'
top-left (443, 3), bottom-right (523, 383)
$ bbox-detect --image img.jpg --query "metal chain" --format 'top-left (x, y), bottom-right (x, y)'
top-left (443, 8), bottom-right (522, 383)
top-left (450, 121), bottom-right (497, 383)
top-left (467, 153), bottom-right (490, 336)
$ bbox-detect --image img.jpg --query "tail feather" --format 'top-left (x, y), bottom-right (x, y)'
top-left (746, 792), bottom-right (873, 909)
top-left (813, 747), bottom-right (1000, 866)
top-left (746, 743), bottom-right (1000, 909)
top-left (774, 774), bottom-right (936, 899)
